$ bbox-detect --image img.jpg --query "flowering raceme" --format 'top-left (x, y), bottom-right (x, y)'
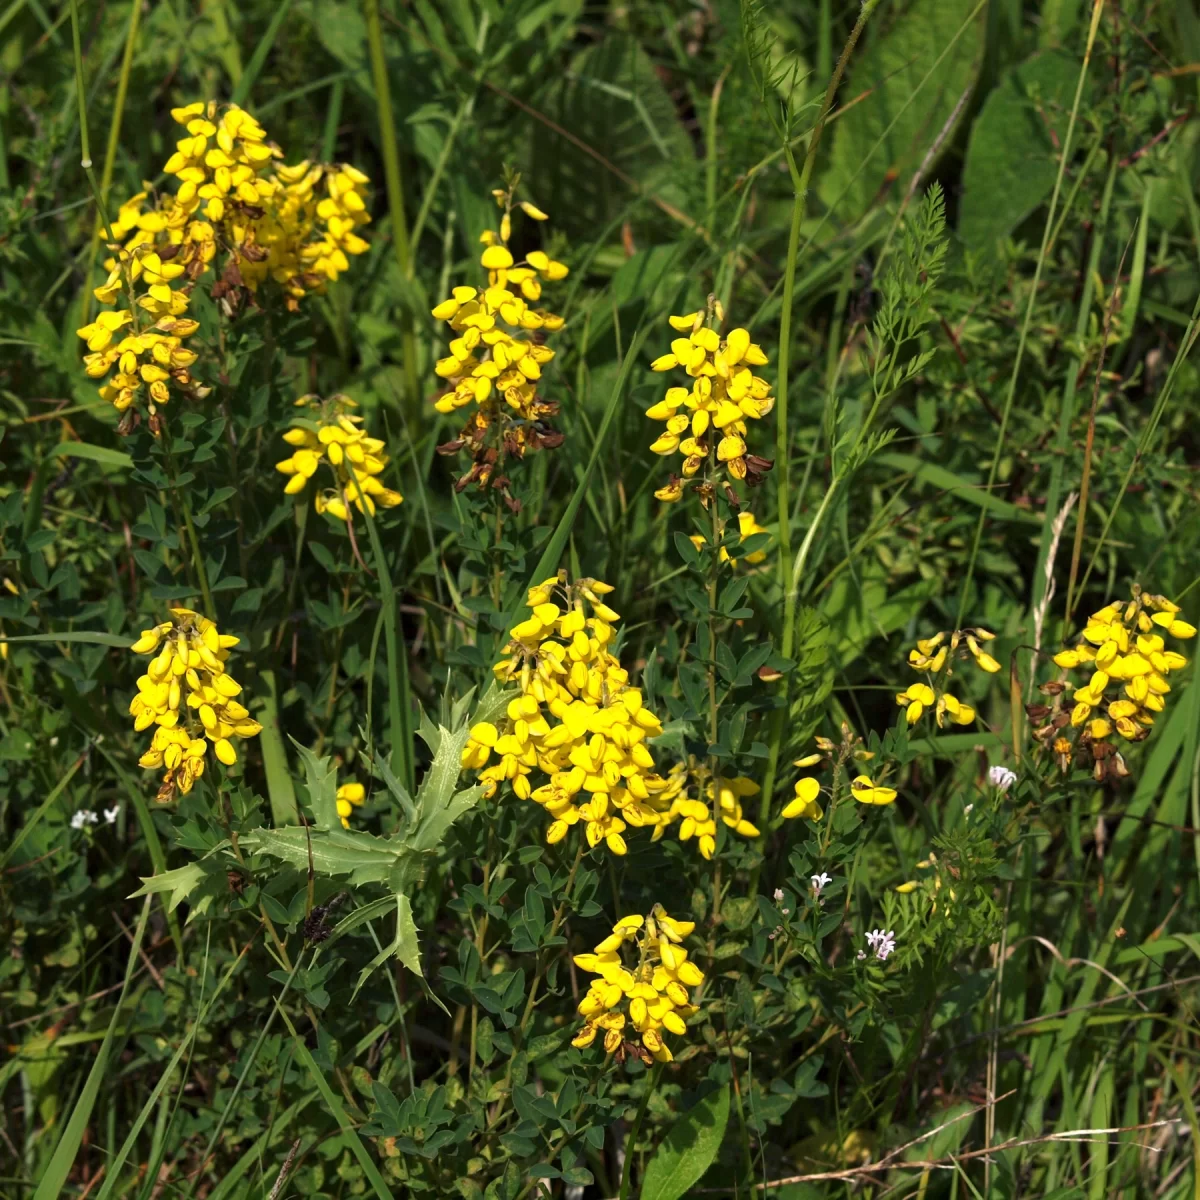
top-left (647, 299), bottom-right (774, 505)
top-left (461, 574), bottom-right (672, 855)
top-left (128, 608), bottom-right (260, 802)
top-left (657, 761), bottom-right (759, 859)
top-left (79, 101), bottom-right (371, 428)
top-left (571, 907), bottom-right (703, 1064)
top-left (432, 180), bottom-right (568, 500)
top-left (1033, 586), bottom-right (1195, 781)
top-left (896, 627), bottom-right (999, 728)
top-left (275, 394), bottom-right (402, 522)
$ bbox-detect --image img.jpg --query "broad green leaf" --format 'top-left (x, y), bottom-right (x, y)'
top-left (958, 52), bottom-right (1084, 249)
top-left (640, 1083), bottom-right (731, 1200)
top-left (129, 861), bottom-right (211, 913)
top-left (49, 440), bottom-right (133, 470)
top-left (259, 669), bottom-right (298, 826)
top-left (0, 630), bottom-right (130, 647)
top-left (877, 452), bottom-right (1044, 524)
top-left (289, 737), bottom-right (339, 829)
top-left (819, 0), bottom-right (985, 221)
top-left (239, 825), bottom-right (406, 885)
top-left (529, 33), bottom-right (692, 229)
top-left (407, 717), bottom-right (480, 851)
top-left (352, 893), bottom-right (433, 999)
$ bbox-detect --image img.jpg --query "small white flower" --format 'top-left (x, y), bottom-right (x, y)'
top-left (103, 805), bottom-right (121, 825)
top-left (70, 809), bottom-right (99, 830)
top-left (865, 928), bottom-right (897, 961)
top-left (964, 803), bottom-right (974, 819)
top-left (988, 765), bottom-right (1017, 793)
top-left (856, 950), bottom-right (866, 960)
top-left (773, 888), bottom-right (784, 903)
top-left (811, 872), bottom-right (832, 895)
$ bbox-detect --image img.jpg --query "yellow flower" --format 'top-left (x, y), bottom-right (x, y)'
top-left (901, 627), bottom-right (995, 730)
top-left (782, 776), bottom-right (823, 821)
top-left (1039, 586), bottom-right (1192, 780)
top-left (644, 304), bottom-right (774, 503)
top-left (80, 101), bottom-right (373, 426)
top-left (336, 781), bottom-right (366, 828)
top-left (277, 393), bottom-right (403, 521)
top-left (430, 181), bottom-right (567, 492)
top-left (463, 572), bottom-right (677, 855)
top-left (572, 905), bottom-right (703, 1063)
top-left (129, 607), bottom-right (259, 801)
top-left (850, 774), bottom-right (897, 806)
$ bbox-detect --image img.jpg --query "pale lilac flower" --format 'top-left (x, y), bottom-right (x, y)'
top-left (988, 765), bottom-right (1017, 793)
top-left (811, 872), bottom-right (832, 897)
top-left (865, 928), bottom-right (897, 961)
top-left (773, 888), bottom-right (784, 903)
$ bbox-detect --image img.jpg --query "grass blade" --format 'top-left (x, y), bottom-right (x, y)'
top-left (277, 1006), bottom-right (396, 1200)
top-left (31, 897), bottom-right (150, 1200)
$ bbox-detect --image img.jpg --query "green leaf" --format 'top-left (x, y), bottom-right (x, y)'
top-left (48, 441), bottom-right (133, 470)
top-left (129, 862), bottom-right (212, 913)
top-left (788, 606), bottom-right (833, 749)
top-left (289, 737), bottom-right (339, 829)
top-left (877, 452), bottom-right (1044, 524)
top-left (239, 825), bottom-right (407, 886)
top-left (404, 714), bottom-right (481, 851)
top-left (958, 52), bottom-right (1084, 249)
top-left (0, 630), bottom-right (130, 647)
top-left (31, 900), bottom-right (149, 1200)
top-left (819, 0), bottom-right (986, 220)
top-left (640, 1084), bottom-right (731, 1200)
top-left (352, 893), bottom-right (438, 1004)
top-left (258, 669), bottom-right (298, 826)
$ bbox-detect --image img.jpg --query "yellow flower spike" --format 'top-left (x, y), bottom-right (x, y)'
top-left (571, 906), bottom-right (702, 1059)
top-left (130, 607), bottom-right (258, 799)
top-left (895, 881), bottom-right (919, 894)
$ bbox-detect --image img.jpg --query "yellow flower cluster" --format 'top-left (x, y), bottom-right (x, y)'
top-left (461, 574), bottom-right (671, 855)
top-left (76, 263), bottom-right (201, 419)
top-left (571, 907), bottom-right (703, 1064)
top-left (79, 101), bottom-right (371, 425)
top-left (128, 608), bottom-right (260, 802)
top-left (1036, 587), bottom-right (1195, 780)
top-left (896, 628), bottom-right (999, 728)
top-left (336, 782), bottom-right (366, 829)
top-left (647, 301), bottom-right (774, 504)
top-left (275, 394), bottom-right (403, 522)
top-left (431, 183), bottom-right (568, 493)
top-left (657, 762), bottom-right (759, 860)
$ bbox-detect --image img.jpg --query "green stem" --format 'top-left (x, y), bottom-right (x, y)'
top-left (955, 0), bottom-right (1106, 630)
top-left (751, 2), bottom-right (878, 900)
top-left (750, 476), bottom-right (841, 894)
top-left (364, 0), bottom-right (420, 416)
top-left (79, 0), bottom-right (140, 329)
top-left (618, 1062), bottom-right (664, 1200)
top-left (774, 0), bottom-right (880, 603)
